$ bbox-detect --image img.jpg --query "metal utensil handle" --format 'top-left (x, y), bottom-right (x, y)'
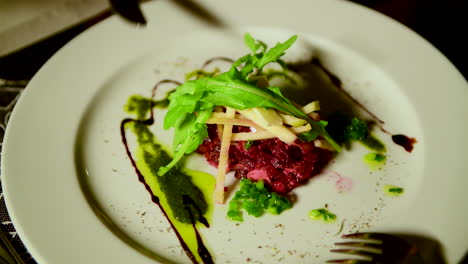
top-left (0, 230), bottom-right (24, 264)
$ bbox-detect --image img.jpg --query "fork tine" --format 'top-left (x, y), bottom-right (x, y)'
top-left (330, 232), bottom-right (419, 264)
top-left (335, 241), bottom-right (382, 251)
top-left (342, 232), bottom-right (395, 241)
top-left (331, 248), bottom-right (381, 259)
top-left (326, 259), bottom-right (373, 263)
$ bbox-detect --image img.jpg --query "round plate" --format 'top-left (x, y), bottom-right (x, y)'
top-left (2, 0), bottom-right (468, 263)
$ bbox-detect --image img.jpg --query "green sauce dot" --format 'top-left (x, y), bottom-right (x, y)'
top-left (308, 208), bottom-right (337, 223)
top-left (384, 185), bottom-right (404, 197)
top-left (363, 152), bottom-right (386, 170)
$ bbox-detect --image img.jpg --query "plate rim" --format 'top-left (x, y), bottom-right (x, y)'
top-left (2, 0), bottom-right (468, 263)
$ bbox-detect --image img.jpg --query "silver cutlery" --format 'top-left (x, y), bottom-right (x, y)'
top-left (327, 232), bottom-right (424, 264)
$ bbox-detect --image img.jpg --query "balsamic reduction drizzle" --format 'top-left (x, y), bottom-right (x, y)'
top-left (201, 57), bottom-right (234, 69)
top-left (311, 58), bottom-right (417, 152)
top-left (391, 134), bottom-right (417, 153)
top-left (184, 195), bottom-right (213, 264)
top-left (120, 79), bottom-right (214, 264)
top-left (311, 58), bottom-right (385, 125)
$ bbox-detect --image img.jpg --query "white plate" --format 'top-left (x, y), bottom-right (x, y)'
top-left (2, 0), bottom-right (468, 263)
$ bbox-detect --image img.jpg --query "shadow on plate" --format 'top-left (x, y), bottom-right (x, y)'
top-left (74, 87), bottom-right (175, 264)
top-left (389, 232), bottom-right (447, 264)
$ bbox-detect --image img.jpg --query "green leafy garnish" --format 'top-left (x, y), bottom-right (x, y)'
top-left (308, 208), bottom-right (337, 222)
top-left (227, 179), bottom-right (291, 221)
top-left (158, 33), bottom-right (341, 176)
top-left (234, 33), bottom-right (293, 79)
top-left (244, 33), bottom-right (267, 54)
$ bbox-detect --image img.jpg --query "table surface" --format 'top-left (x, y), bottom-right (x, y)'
top-left (0, 0), bottom-right (466, 263)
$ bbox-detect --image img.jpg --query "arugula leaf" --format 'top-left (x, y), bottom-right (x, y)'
top-left (158, 34), bottom-right (341, 176)
top-left (257, 35), bottom-right (297, 71)
top-left (298, 131), bottom-right (321, 142)
top-left (244, 33), bottom-right (258, 52)
top-left (244, 33), bottom-right (266, 54)
top-left (234, 34), bottom-right (297, 79)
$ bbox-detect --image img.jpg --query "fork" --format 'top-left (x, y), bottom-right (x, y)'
top-left (327, 232), bottom-right (424, 264)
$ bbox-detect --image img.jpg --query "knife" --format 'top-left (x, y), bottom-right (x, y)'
top-left (0, 0), bottom-right (111, 57)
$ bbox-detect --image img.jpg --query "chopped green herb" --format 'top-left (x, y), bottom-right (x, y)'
top-left (343, 117), bottom-right (368, 141)
top-left (361, 134), bottom-right (386, 153)
top-left (384, 185), bottom-right (404, 197)
top-left (327, 113), bottom-right (368, 143)
top-left (227, 179), bottom-right (291, 222)
top-left (328, 115), bottom-right (387, 152)
top-left (244, 140), bottom-right (254, 150)
top-left (328, 113), bottom-right (387, 170)
top-left (158, 33), bottom-right (341, 176)
top-left (363, 152), bottom-right (386, 170)
top-left (308, 208), bottom-right (337, 223)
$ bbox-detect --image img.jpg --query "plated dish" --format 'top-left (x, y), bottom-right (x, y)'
top-left (2, 0), bottom-right (468, 263)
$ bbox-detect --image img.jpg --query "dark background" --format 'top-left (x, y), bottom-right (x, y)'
top-left (0, 0), bottom-right (467, 79)
top-left (353, 0), bottom-right (467, 79)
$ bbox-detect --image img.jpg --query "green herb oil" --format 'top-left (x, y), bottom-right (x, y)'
top-left (383, 185), bottom-right (404, 197)
top-left (308, 208), bottom-right (337, 223)
top-left (363, 152), bottom-right (386, 170)
top-left (124, 96), bottom-right (215, 263)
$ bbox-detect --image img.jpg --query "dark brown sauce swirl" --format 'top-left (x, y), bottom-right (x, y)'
top-left (120, 79), bottom-right (213, 264)
top-left (201, 57), bottom-right (234, 69)
top-left (310, 58), bottom-right (417, 152)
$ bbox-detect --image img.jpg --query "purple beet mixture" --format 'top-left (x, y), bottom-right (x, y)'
top-left (197, 125), bottom-right (333, 194)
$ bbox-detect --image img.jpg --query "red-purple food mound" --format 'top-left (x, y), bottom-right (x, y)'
top-left (197, 125), bottom-right (333, 194)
